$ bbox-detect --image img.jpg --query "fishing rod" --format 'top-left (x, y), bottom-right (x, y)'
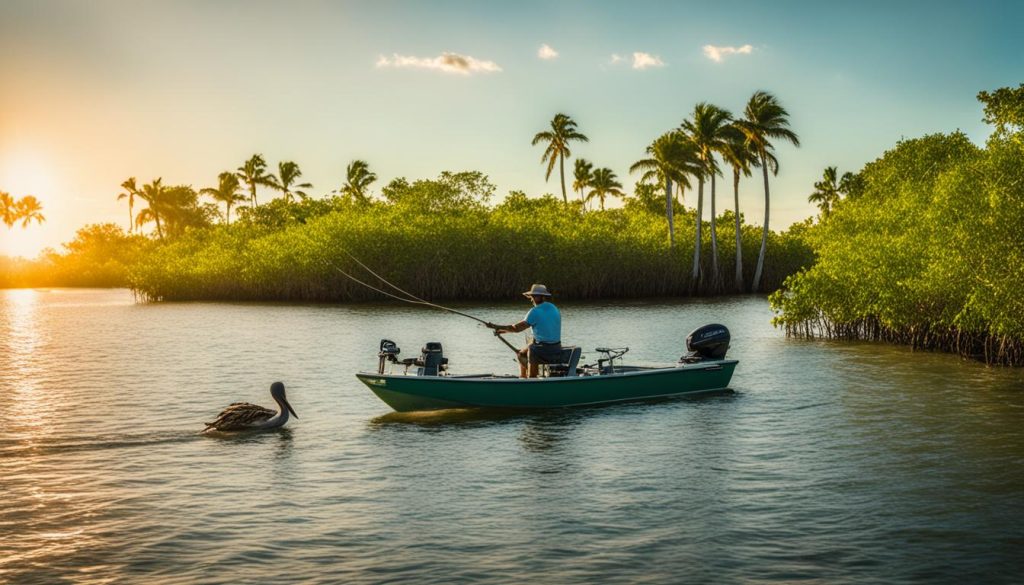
top-left (319, 252), bottom-right (521, 355)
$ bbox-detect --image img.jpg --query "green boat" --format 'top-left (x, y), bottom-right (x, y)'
top-left (356, 324), bottom-right (738, 412)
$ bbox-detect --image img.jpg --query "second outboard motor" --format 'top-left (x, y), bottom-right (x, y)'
top-left (681, 324), bottom-right (730, 363)
top-left (417, 342), bottom-right (449, 376)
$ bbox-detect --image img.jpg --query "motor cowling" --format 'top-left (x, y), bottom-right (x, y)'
top-left (682, 324), bottom-right (730, 362)
top-left (417, 342), bottom-right (449, 376)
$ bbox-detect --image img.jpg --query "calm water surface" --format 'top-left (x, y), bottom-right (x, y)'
top-left (2, 289), bottom-right (1022, 584)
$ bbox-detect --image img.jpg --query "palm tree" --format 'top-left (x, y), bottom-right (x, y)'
top-left (532, 113), bottom-right (589, 204)
top-left (719, 125), bottom-right (762, 291)
top-left (629, 131), bottom-right (700, 247)
top-left (735, 91), bottom-right (800, 292)
top-left (117, 177), bottom-right (140, 233)
top-left (682, 103), bottom-right (732, 286)
top-left (14, 196), bottom-right (45, 227)
top-left (236, 154), bottom-right (275, 207)
top-left (159, 185), bottom-right (203, 237)
top-left (586, 168), bottom-right (625, 211)
top-left (201, 172), bottom-right (247, 224)
top-left (339, 160), bottom-right (377, 204)
top-left (1, 191), bottom-right (16, 228)
top-left (572, 158), bottom-right (594, 209)
top-left (808, 166), bottom-right (842, 218)
top-left (267, 161), bottom-right (313, 203)
top-left (135, 178), bottom-right (167, 239)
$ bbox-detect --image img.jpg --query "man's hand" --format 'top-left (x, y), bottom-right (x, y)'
top-left (485, 322), bottom-right (499, 330)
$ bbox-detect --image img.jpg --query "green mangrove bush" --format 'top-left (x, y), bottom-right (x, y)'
top-left (770, 86), bottom-right (1024, 364)
top-left (128, 173), bottom-right (812, 302)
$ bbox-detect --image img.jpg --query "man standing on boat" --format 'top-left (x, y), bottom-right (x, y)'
top-left (486, 284), bottom-right (562, 378)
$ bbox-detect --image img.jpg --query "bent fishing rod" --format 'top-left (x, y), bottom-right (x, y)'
top-left (317, 248), bottom-right (521, 355)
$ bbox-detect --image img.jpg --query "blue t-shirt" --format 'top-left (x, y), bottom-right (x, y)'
top-left (524, 302), bottom-right (561, 343)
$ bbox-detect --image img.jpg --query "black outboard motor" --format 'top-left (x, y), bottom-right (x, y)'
top-left (680, 324), bottom-right (730, 363)
top-left (416, 342), bottom-right (449, 376)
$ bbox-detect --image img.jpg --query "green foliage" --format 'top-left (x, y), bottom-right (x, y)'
top-left (770, 126), bottom-right (1024, 364)
top-left (977, 84), bottom-right (1024, 136)
top-left (13, 169), bottom-right (810, 300)
top-left (125, 172), bottom-right (810, 302)
top-left (381, 171), bottom-right (495, 212)
top-left (0, 223), bottom-right (150, 287)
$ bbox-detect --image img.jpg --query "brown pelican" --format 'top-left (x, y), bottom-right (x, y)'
top-left (203, 382), bottom-right (298, 432)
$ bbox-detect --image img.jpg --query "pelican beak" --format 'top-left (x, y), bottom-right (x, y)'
top-left (286, 400), bottom-right (298, 419)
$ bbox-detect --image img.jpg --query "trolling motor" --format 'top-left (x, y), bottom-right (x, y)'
top-left (376, 339), bottom-right (449, 376)
top-left (378, 339), bottom-right (402, 374)
top-left (680, 324), bottom-right (730, 363)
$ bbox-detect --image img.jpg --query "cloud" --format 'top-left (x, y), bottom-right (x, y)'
top-left (702, 44), bottom-right (753, 62)
top-left (375, 52), bottom-right (502, 75)
top-left (609, 53), bottom-right (625, 65)
top-left (631, 52), bottom-right (665, 70)
top-left (537, 44), bottom-right (558, 60)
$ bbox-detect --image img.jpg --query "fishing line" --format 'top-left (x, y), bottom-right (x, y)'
top-left (311, 237), bottom-right (521, 355)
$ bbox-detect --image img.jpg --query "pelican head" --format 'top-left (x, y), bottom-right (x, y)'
top-left (271, 381), bottom-right (298, 419)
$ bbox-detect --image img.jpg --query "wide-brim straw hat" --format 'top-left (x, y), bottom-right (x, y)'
top-left (522, 283), bottom-right (553, 297)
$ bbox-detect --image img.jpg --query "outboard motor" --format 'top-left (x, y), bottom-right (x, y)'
top-left (416, 342), bottom-right (449, 376)
top-left (680, 324), bottom-right (730, 363)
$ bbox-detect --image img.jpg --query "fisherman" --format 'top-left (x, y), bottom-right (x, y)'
top-left (486, 284), bottom-right (562, 378)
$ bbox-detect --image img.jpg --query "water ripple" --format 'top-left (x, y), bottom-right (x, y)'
top-left (1, 289), bottom-right (1023, 584)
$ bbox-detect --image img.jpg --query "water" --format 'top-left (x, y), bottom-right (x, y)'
top-left (2, 289), bottom-right (1022, 584)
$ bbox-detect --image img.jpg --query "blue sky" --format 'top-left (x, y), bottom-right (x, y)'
top-left (1, 0), bottom-right (1021, 256)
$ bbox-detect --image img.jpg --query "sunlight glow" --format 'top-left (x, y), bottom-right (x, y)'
top-left (0, 148), bottom-right (56, 258)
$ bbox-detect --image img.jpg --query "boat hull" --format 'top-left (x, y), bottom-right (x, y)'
top-left (356, 360), bottom-right (738, 412)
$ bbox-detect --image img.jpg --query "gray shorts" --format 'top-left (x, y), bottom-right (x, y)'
top-left (528, 342), bottom-right (563, 365)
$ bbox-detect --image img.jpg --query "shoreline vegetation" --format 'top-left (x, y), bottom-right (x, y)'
top-left (3, 91), bottom-right (813, 300)
top-left (0, 183), bottom-right (815, 301)
top-left (770, 85), bottom-right (1024, 366)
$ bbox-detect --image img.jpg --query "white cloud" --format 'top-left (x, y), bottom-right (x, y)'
top-left (702, 44), bottom-right (753, 62)
top-left (538, 44), bottom-right (558, 60)
top-left (375, 52), bottom-right (502, 75)
top-left (609, 53), bottom-right (625, 65)
top-left (631, 52), bottom-right (665, 70)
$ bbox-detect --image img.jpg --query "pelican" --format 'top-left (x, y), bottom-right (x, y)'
top-left (204, 382), bottom-right (298, 432)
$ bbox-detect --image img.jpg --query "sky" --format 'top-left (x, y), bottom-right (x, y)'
top-left (1, 0), bottom-right (1021, 258)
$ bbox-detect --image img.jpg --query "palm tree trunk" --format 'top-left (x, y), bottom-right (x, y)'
top-left (154, 212), bottom-right (165, 240)
top-left (691, 177), bottom-right (704, 286)
top-left (128, 200), bottom-right (134, 234)
top-left (665, 177), bottom-right (674, 248)
top-left (752, 152), bottom-right (770, 292)
top-left (226, 203), bottom-right (232, 225)
top-left (710, 172), bottom-right (719, 285)
top-left (559, 155), bottom-right (567, 204)
top-left (733, 170), bottom-right (744, 292)
top-left (250, 183), bottom-right (258, 207)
